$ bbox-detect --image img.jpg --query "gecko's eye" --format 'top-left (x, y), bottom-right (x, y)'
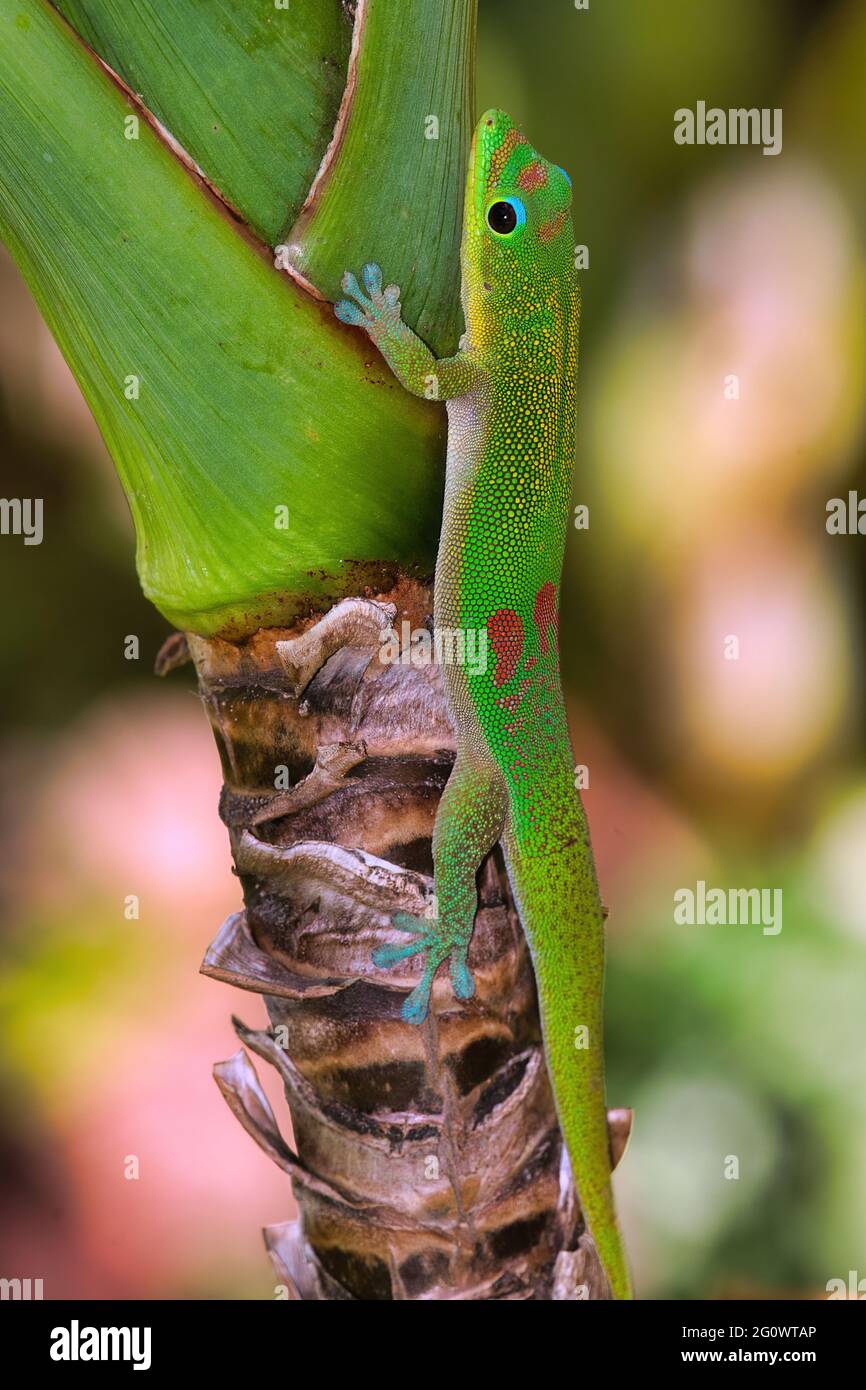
top-left (486, 196), bottom-right (526, 237)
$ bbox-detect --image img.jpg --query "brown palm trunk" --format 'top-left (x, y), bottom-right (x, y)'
top-left (174, 578), bottom-right (627, 1300)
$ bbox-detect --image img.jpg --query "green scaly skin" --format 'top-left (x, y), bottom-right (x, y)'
top-left (335, 109), bottom-right (632, 1300)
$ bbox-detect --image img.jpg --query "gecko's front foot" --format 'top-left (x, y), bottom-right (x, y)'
top-left (334, 263), bottom-right (403, 339)
top-left (373, 911), bottom-right (474, 1024)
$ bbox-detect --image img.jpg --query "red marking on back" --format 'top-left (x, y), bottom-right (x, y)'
top-left (488, 608), bottom-right (523, 688)
top-left (533, 583), bottom-right (560, 655)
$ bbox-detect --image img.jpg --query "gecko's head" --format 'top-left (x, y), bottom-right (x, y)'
top-left (463, 109), bottom-right (574, 310)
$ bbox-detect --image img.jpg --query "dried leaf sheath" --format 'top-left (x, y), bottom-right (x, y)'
top-left (189, 581), bottom-right (628, 1300)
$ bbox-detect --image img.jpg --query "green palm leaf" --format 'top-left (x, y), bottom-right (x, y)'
top-left (0, 0), bottom-right (476, 634)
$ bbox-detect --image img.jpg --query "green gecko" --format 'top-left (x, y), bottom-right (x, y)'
top-left (335, 108), bottom-right (632, 1300)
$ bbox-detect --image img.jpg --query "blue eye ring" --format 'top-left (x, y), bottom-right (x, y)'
top-left (553, 164), bottom-right (572, 188)
top-left (485, 194), bottom-right (527, 237)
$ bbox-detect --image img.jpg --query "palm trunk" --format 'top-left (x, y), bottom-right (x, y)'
top-left (177, 578), bottom-right (627, 1300)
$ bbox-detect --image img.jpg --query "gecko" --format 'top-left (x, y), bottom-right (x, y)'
top-left (334, 108), bottom-right (632, 1300)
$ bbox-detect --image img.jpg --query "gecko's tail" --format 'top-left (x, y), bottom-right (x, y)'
top-left (503, 820), bottom-right (633, 1300)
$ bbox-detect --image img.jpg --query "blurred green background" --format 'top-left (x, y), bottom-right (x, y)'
top-left (1, 0), bottom-right (865, 1298)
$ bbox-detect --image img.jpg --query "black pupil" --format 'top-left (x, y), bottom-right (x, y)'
top-left (487, 200), bottom-right (517, 234)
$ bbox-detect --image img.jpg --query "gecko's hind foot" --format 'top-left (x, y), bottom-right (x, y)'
top-left (334, 263), bottom-right (402, 335)
top-left (373, 910), bottom-right (474, 1024)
